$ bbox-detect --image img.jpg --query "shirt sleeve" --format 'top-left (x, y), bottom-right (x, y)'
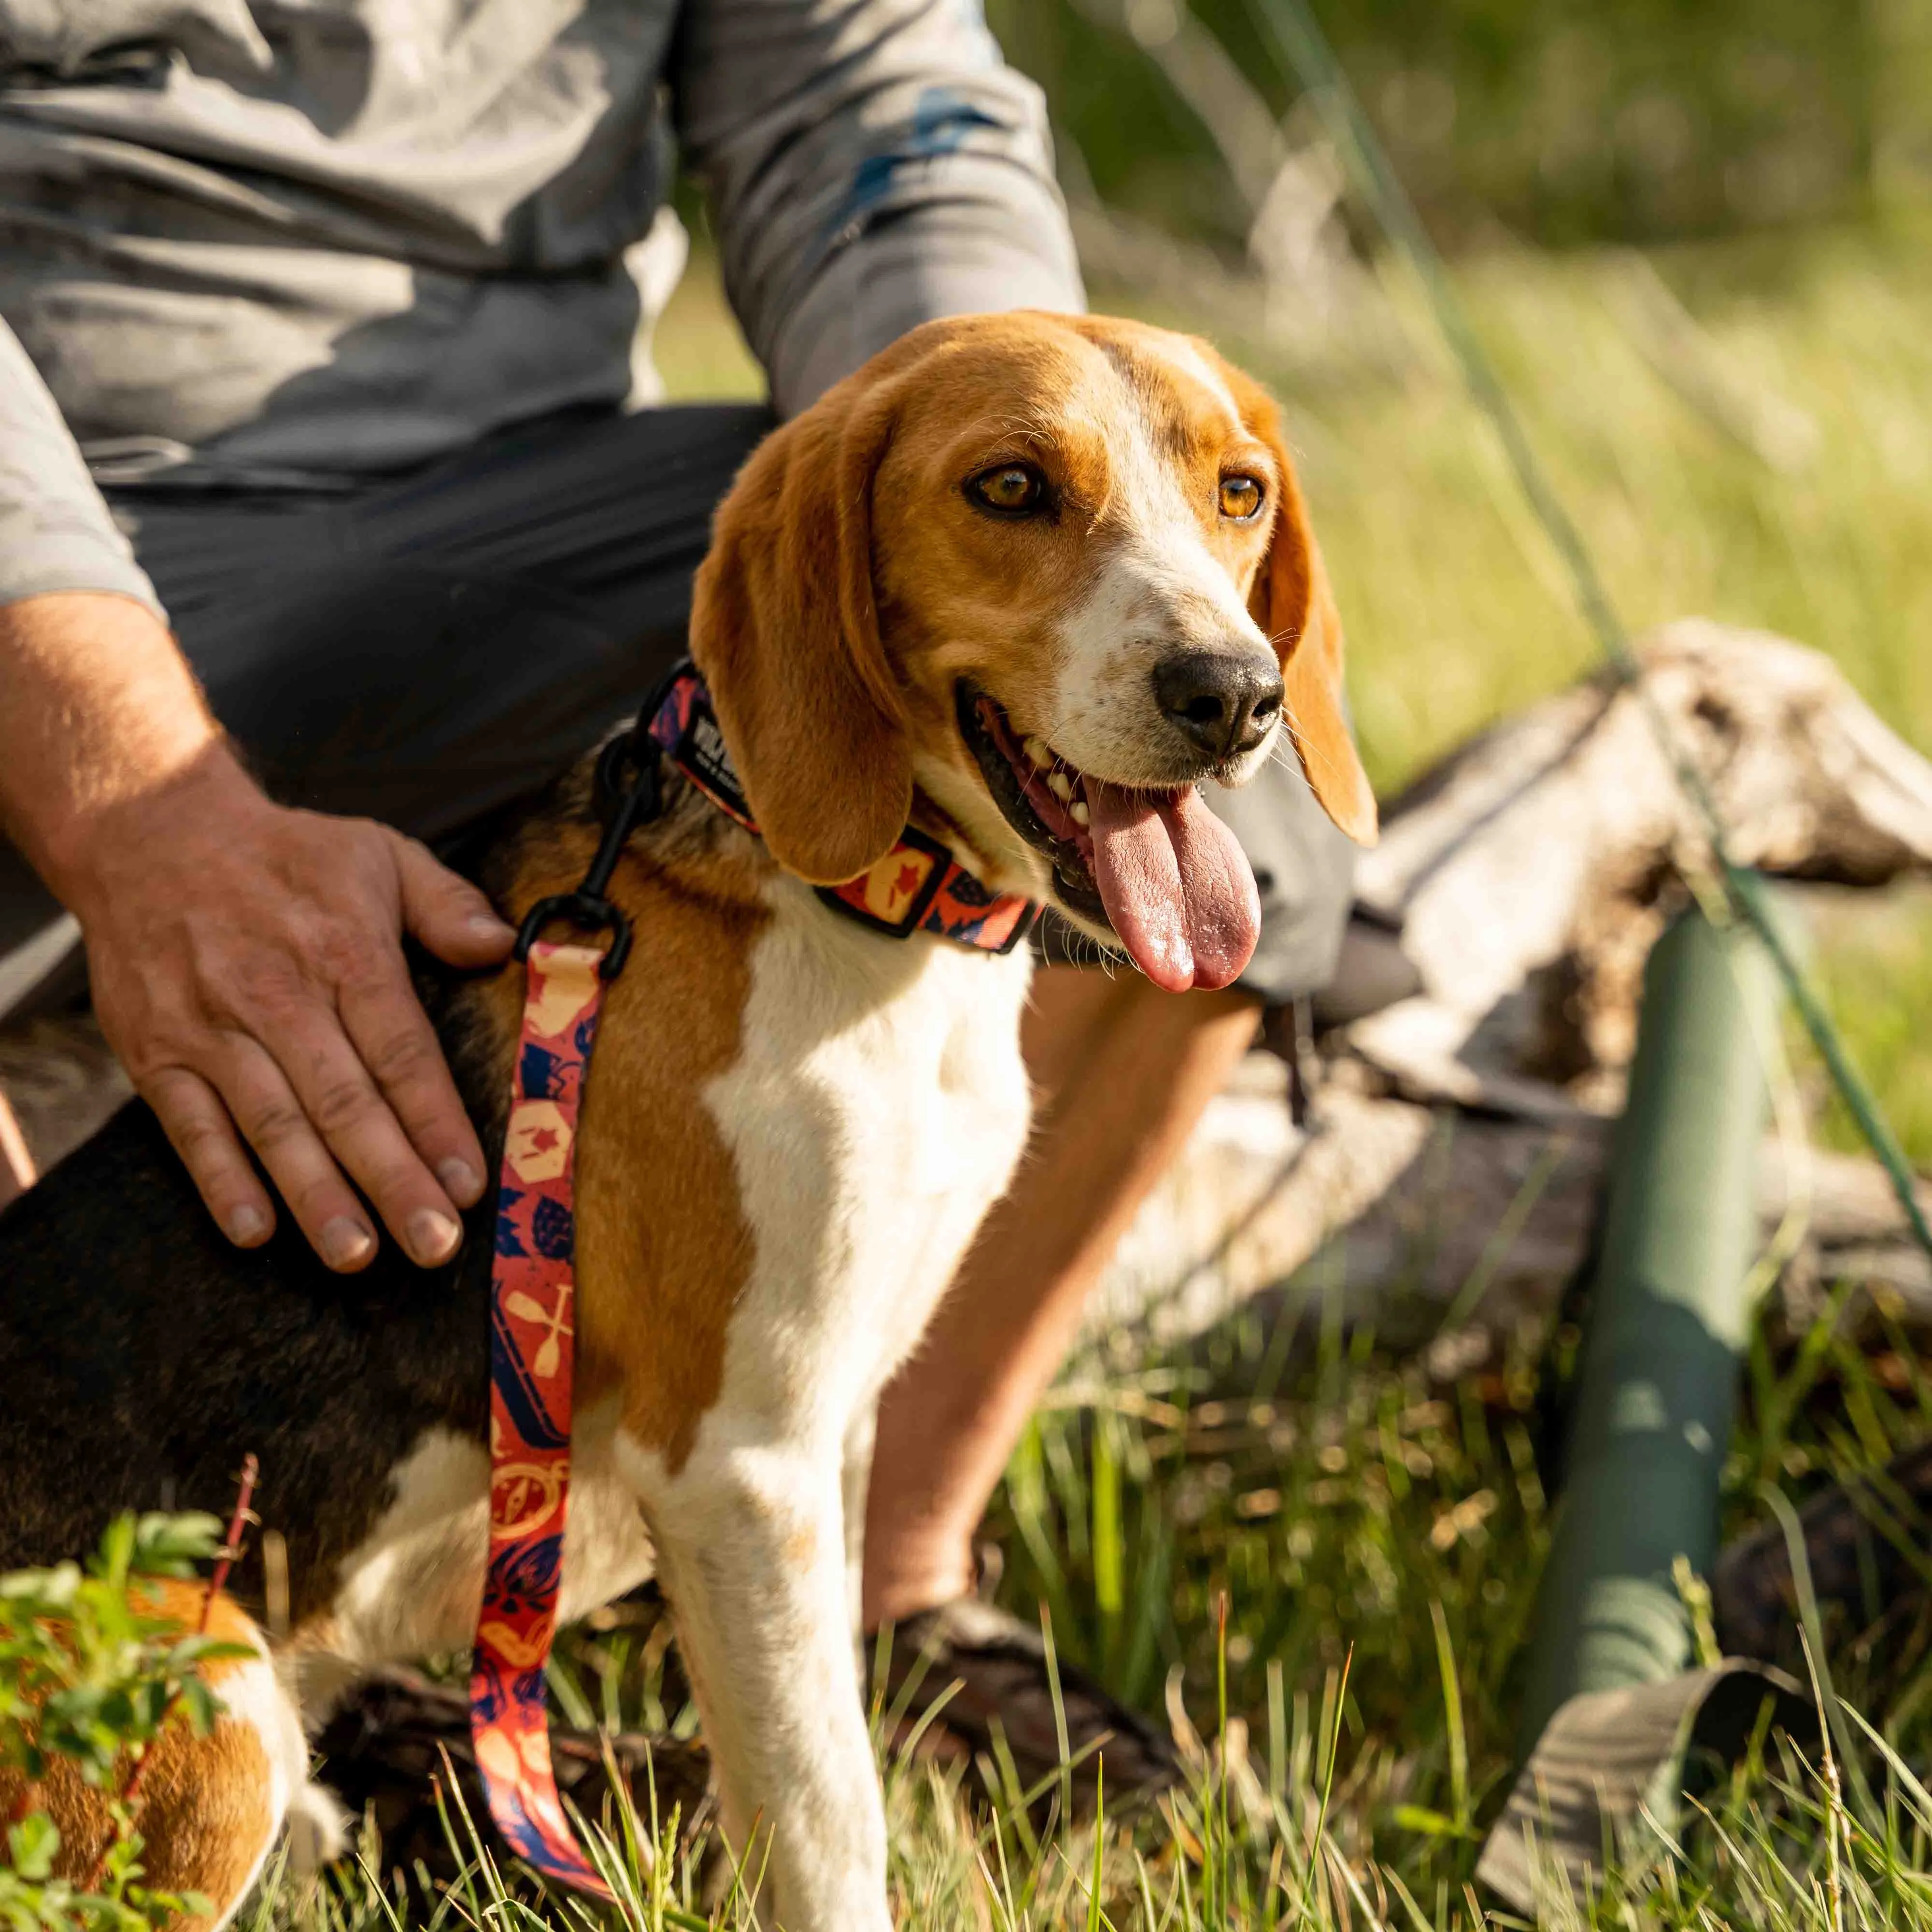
top-left (0, 316), bottom-right (163, 618)
top-left (673, 0), bottom-right (1086, 416)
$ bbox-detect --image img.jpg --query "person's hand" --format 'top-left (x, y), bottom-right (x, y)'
top-left (0, 589), bottom-right (517, 1270)
top-left (61, 748), bottom-right (516, 1269)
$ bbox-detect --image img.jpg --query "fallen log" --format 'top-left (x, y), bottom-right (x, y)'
top-left (1087, 1053), bottom-right (1932, 1352)
top-left (1089, 620), bottom-right (1932, 1351)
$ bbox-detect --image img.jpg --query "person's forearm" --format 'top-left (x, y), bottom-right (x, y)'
top-left (0, 591), bottom-right (254, 911)
top-left (769, 202), bottom-right (1085, 417)
top-left (676, 0), bottom-right (1084, 417)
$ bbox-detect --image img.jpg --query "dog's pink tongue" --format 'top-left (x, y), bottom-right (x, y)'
top-left (1085, 781), bottom-right (1261, 993)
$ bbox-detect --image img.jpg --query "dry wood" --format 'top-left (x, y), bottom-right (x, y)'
top-left (1090, 621), bottom-right (1932, 1351)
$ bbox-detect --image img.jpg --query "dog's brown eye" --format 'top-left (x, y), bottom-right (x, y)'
top-left (1219, 474), bottom-right (1264, 521)
top-left (968, 464), bottom-right (1047, 515)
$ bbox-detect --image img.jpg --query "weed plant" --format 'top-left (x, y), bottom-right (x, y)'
top-left (0, 1514), bottom-right (254, 1932)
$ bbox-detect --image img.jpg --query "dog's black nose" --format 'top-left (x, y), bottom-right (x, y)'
top-left (1153, 650), bottom-right (1284, 760)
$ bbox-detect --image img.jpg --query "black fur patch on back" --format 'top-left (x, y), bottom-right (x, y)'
top-left (0, 782), bottom-right (595, 1624)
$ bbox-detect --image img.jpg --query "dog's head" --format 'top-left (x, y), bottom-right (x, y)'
top-left (690, 311), bottom-right (1376, 991)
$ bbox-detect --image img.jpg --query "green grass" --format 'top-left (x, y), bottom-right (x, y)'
top-left (259, 1298), bottom-right (1932, 1929)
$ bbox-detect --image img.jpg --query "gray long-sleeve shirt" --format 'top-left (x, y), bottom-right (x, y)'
top-left (0, 0), bottom-right (1083, 618)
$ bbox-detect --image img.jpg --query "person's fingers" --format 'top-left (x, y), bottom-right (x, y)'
top-left (210, 1035), bottom-right (382, 1271)
top-left (393, 835), bottom-right (515, 966)
top-left (142, 1065), bottom-right (277, 1250)
top-left (263, 1000), bottom-right (466, 1267)
top-left (337, 961), bottom-right (490, 1211)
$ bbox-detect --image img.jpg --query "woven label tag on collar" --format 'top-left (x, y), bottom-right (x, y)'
top-left (642, 667), bottom-right (1039, 955)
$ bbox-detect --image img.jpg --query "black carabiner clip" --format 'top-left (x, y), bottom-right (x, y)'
top-left (511, 727), bottom-right (663, 981)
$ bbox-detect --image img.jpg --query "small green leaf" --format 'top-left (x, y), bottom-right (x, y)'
top-left (177, 1680), bottom-right (219, 1737)
top-left (5, 1813), bottom-right (60, 1880)
top-left (95, 1517), bottom-right (136, 1588)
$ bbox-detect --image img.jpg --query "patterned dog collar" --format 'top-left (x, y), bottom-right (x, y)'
top-left (642, 667), bottom-right (1041, 955)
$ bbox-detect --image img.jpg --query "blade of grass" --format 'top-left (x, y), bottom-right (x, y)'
top-left (1427, 1600), bottom-right (1469, 1835)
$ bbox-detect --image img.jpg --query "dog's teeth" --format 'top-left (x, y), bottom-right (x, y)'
top-left (1048, 770), bottom-right (1074, 801)
top-left (1070, 800), bottom-right (1090, 826)
top-left (1023, 736), bottom-right (1051, 768)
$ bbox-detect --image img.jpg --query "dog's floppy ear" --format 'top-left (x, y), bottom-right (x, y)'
top-left (1232, 378), bottom-right (1378, 847)
top-left (690, 380), bottom-right (913, 884)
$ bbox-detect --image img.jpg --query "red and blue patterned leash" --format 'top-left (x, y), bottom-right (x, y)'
top-left (467, 665), bottom-right (1039, 1892)
top-left (467, 696), bottom-right (662, 1895)
top-left (469, 935), bottom-right (614, 1894)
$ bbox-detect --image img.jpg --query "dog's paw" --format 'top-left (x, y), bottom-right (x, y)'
top-left (284, 1778), bottom-right (351, 1872)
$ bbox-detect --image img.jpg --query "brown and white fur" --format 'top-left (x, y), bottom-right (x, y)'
top-left (0, 312), bottom-right (1373, 1932)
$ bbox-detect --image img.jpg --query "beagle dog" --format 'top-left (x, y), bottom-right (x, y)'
top-left (0, 312), bottom-right (1373, 1932)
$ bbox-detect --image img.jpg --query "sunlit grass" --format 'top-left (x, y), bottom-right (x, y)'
top-left (263, 1289), bottom-right (1932, 1928)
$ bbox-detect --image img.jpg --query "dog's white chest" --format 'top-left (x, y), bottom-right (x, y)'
top-left (308, 882), bottom-right (1032, 1735)
top-left (692, 877), bottom-right (1034, 1437)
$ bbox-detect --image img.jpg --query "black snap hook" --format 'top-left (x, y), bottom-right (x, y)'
top-left (514, 891), bottom-right (635, 980)
top-left (505, 705), bottom-right (668, 983)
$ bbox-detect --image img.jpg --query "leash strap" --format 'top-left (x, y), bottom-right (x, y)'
top-left (468, 664), bottom-right (1037, 1890)
top-left (642, 667), bottom-right (1041, 954)
top-left (469, 937), bottom-right (612, 1896)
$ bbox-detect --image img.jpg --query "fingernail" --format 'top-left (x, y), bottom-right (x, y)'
top-left (227, 1203), bottom-right (269, 1246)
top-left (467, 912), bottom-right (514, 941)
top-left (321, 1216), bottom-right (376, 1270)
top-left (407, 1207), bottom-right (462, 1266)
top-left (438, 1157), bottom-right (483, 1207)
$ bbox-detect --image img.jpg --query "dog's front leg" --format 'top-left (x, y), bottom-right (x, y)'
top-left (647, 1439), bottom-right (891, 1932)
top-left (842, 1404), bottom-right (877, 1641)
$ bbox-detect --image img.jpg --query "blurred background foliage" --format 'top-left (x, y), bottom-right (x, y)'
top-left (988, 0), bottom-right (1922, 250)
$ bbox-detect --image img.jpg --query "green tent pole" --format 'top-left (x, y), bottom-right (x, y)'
top-left (1517, 896), bottom-right (1782, 1755)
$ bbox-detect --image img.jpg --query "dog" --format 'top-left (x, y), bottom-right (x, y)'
top-left (0, 311), bottom-right (1374, 1932)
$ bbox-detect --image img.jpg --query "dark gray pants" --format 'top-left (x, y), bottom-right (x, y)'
top-left (0, 402), bottom-right (1351, 1014)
